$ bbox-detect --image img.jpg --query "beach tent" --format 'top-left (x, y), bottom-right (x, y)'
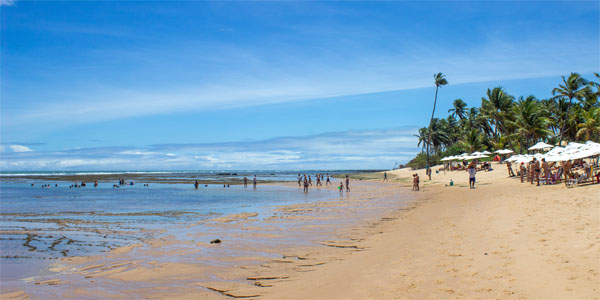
top-left (528, 142), bottom-right (554, 151)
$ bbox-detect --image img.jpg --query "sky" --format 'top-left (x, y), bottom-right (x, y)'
top-left (1, 0), bottom-right (599, 170)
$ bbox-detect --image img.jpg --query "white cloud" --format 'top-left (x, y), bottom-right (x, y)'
top-left (0, 128), bottom-right (420, 170)
top-left (0, 0), bottom-right (15, 6)
top-left (9, 145), bottom-right (33, 152)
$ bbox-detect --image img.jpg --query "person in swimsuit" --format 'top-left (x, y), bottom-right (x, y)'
top-left (303, 177), bottom-right (309, 193)
top-left (326, 174), bottom-right (331, 186)
top-left (541, 158), bottom-right (550, 184)
top-left (253, 175), bottom-right (257, 189)
top-left (468, 162), bottom-right (477, 189)
top-left (297, 174), bottom-right (301, 187)
top-left (194, 180), bottom-right (199, 189)
top-left (345, 175), bottom-right (350, 192)
top-left (244, 176), bottom-right (248, 188)
top-left (383, 172), bottom-right (388, 182)
top-left (316, 174), bottom-right (321, 187)
top-left (308, 176), bottom-right (312, 186)
top-left (520, 162), bottom-right (526, 183)
top-left (338, 182), bottom-right (344, 195)
top-left (533, 158), bottom-right (541, 186)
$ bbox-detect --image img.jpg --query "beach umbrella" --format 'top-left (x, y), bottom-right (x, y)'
top-left (440, 156), bottom-right (455, 161)
top-left (528, 142), bottom-right (554, 151)
top-left (471, 151), bottom-right (483, 156)
top-left (495, 149), bottom-right (514, 155)
top-left (482, 150), bottom-right (492, 155)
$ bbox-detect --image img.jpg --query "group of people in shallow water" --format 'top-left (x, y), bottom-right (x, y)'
top-left (297, 173), bottom-right (350, 194)
top-left (507, 157), bottom-right (600, 186)
top-left (194, 175), bottom-right (258, 189)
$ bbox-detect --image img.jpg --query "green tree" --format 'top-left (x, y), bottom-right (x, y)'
top-left (576, 107), bottom-right (600, 141)
top-left (426, 72), bottom-right (448, 169)
top-left (448, 99), bottom-right (467, 120)
top-left (552, 73), bottom-right (589, 144)
top-left (481, 87), bottom-right (514, 141)
top-left (509, 96), bottom-right (552, 150)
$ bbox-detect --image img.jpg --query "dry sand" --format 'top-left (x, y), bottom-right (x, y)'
top-left (262, 167), bottom-right (599, 299)
top-left (1, 165), bottom-right (598, 299)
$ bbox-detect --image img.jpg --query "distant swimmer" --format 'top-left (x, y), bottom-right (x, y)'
top-left (244, 176), bottom-right (248, 188)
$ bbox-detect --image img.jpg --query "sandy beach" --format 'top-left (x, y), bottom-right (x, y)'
top-left (2, 166), bottom-right (598, 299)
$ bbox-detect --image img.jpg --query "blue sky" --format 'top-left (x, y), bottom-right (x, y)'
top-left (1, 1), bottom-right (598, 170)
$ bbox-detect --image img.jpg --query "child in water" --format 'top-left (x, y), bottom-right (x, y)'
top-left (338, 182), bottom-right (344, 194)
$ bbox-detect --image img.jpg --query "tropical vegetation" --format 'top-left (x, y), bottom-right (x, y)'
top-left (408, 72), bottom-right (600, 169)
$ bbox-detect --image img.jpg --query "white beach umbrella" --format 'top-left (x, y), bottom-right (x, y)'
top-left (471, 151), bottom-right (483, 156)
top-left (482, 150), bottom-right (492, 155)
top-left (495, 149), bottom-right (514, 155)
top-left (440, 156), bottom-right (454, 161)
top-left (528, 142), bottom-right (554, 151)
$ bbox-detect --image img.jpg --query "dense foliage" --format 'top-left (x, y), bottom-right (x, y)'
top-left (408, 72), bottom-right (600, 169)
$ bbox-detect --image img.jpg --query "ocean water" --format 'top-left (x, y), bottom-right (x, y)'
top-left (0, 172), bottom-right (343, 283)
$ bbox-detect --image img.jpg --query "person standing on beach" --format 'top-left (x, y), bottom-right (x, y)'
top-left (253, 175), bottom-right (257, 189)
top-left (316, 174), bottom-right (321, 187)
top-left (303, 177), bottom-right (309, 193)
top-left (383, 172), bottom-right (388, 182)
top-left (542, 159), bottom-right (550, 184)
top-left (414, 174), bottom-right (420, 191)
top-left (520, 162), bottom-right (526, 183)
top-left (412, 174), bottom-right (417, 191)
top-left (468, 162), bottom-right (477, 189)
top-left (563, 160), bottom-right (572, 186)
top-left (308, 176), bottom-right (312, 186)
top-left (338, 182), bottom-right (344, 195)
top-left (506, 161), bottom-right (515, 177)
top-left (345, 175), bottom-right (350, 192)
top-left (297, 174), bottom-right (301, 187)
top-left (426, 166), bottom-right (432, 180)
top-left (326, 174), bottom-right (331, 186)
top-left (244, 176), bottom-right (248, 188)
top-left (533, 158), bottom-right (541, 186)
top-left (529, 160), bottom-right (535, 185)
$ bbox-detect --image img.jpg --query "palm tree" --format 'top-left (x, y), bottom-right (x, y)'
top-left (448, 99), bottom-right (467, 120)
top-left (480, 87), bottom-right (514, 141)
top-left (426, 72), bottom-right (448, 169)
top-left (552, 73), bottom-right (589, 144)
top-left (457, 128), bottom-right (483, 153)
top-left (576, 107), bottom-right (600, 141)
top-left (510, 96), bottom-right (552, 149)
top-left (414, 127), bottom-right (428, 153)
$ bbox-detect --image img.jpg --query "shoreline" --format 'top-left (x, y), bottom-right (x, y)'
top-left (1, 179), bottom-right (415, 299)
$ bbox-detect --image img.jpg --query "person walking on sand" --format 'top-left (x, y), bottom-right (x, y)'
top-left (383, 172), bottom-right (388, 182)
top-left (468, 162), bottom-right (477, 189)
top-left (253, 175), bottom-right (257, 189)
top-left (326, 174), bottom-right (331, 186)
top-left (345, 175), bottom-right (350, 192)
top-left (244, 176), bottom-right (248, 188)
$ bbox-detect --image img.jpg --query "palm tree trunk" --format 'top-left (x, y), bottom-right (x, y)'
top-left (559, 97), bottom-right (573, 145)
top-left (426, 85), bottom-right (439, 168)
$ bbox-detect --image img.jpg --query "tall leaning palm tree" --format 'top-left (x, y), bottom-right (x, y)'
top-left (426, 72), bottom-right (448, 170)
top-left (552, 73), bottom-right (589, 145)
